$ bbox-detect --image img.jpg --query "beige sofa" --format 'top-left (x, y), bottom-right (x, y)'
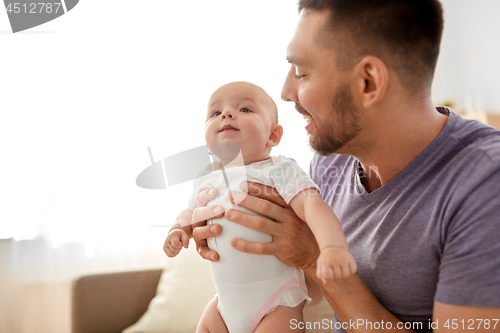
top-left (72, 269), bottom-right (163, 333)
top-left (71, 243), bottom-right (335, 333)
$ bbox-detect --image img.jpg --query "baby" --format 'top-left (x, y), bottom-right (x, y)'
top-left (164, 82), bottom-right (356, 333)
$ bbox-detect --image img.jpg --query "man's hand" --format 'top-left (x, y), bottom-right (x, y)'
top-left (191, 188), bottom-right (224, 262)
top-left (227, 182), bottom-right (320, 271)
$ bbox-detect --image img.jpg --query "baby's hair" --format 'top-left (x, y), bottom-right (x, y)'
top-left (268, 94), bottom-right (279, 124)
top-left (240, 81), bottom-right (279, 124)
top-left (214, 81), bottom-right (279, 124)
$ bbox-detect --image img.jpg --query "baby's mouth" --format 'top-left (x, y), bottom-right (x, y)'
top-left (219, 124), bottom-right (239, 132)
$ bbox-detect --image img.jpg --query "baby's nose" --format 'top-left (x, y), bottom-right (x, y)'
top-left (221, 111), bottom-right (234, 119)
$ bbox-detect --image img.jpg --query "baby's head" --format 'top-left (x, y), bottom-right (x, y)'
top-left (205, 81), bottom-right (283, 164)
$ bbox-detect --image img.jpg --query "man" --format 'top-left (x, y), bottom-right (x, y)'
top-left (183, 1), bottom-right (500, 331)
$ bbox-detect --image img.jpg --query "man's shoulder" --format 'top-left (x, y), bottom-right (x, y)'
top-left (310, 153), bottom-right (354, 175)
top-left (309, 154), bottom-right (355, 187)
top-left (447, 113), bottom-right (500, 167)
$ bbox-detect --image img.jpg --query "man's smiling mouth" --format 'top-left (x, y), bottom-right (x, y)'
top-left (303, 114), bottom-right (313, 125)
top-left (295, 103), bottom-right (314, 125)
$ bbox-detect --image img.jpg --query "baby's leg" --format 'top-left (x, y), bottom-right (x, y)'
top-left (196, 296), bottom-right (229, 333)
top-left (255, 301), bottom-right (306, 333)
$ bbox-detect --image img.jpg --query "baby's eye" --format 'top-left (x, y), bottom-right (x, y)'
top-left (212, 111), bottom-right (222, 117)
top-left (240, 108), bottom-right (252, 113)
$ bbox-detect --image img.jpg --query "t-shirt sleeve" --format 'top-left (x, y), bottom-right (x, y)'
top-left (435, 163), bottom-right (500, 307)
top-left (269, 156), bottom-right (319, 204)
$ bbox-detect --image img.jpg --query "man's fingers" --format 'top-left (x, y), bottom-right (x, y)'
top-left (197, 244), bottom-right (219, 262)
top-left (196, 188), bottom-right (218, 207)
top-left (192, 206), bottom-right (225, 224)
top-left (229, 192), bottom-right (297, 225)
top-left (243, 182), bottom-right (288, 208)
top-left (193, 224), bottom-right (221, 262)
top-left (225, 208), bottom-right (277, 234)
top-left (193, 223), bottom-right (221, 241)
top-left (230, 238), bottom-right (276, 255)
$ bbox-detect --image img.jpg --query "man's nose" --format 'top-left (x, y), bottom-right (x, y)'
top-left (221, 110), bottom-right (234, 119)
top-left (281, 66), bottom-right (298, 102)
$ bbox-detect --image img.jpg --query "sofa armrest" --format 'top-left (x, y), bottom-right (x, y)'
top-left (71, 268), bottom-right (163, 333)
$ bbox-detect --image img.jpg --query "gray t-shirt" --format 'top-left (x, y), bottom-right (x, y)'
top-left (310, 107), bottom-right (500, 332)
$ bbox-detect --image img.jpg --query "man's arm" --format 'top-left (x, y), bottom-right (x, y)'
top-left (196, 182), bottom-right (500, 331)
top-left (227, 183), bottom-right (415, 332)
top-left (433, 302), bottom-right (500, 332)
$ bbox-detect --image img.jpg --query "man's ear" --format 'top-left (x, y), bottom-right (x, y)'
top-left (267, 124), bottom-right (283, 148)
top-left (353, 56), bottom-right (388, 109)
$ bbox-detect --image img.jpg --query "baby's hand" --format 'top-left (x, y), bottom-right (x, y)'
top-left (164, 229), bottom-right (189, 257)
top-left (316, 246), bottom-right (357, 284)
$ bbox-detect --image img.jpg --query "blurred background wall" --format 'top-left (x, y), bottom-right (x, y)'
top-left (0, 1), bottom-right (499, 332)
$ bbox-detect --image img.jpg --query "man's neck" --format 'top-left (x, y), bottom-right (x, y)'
top-left (355, 103), bottom-right (448, 193)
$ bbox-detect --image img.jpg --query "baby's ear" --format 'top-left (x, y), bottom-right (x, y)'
top-left (266, 124), bottom-right (283, 148)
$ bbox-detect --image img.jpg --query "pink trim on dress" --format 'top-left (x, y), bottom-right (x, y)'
top-left (270, 156), bottom-right (279, 165)
top-left (284, 183), bottom-right (320, 204)
top-left (249, 279), bottom-right (308, 333)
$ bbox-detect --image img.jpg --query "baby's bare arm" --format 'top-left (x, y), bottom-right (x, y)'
top-left (172, 208), bottom-right (195, 237)
top-left (289, 189), bottom-right (348, 251)
top-left (290, 189), bottom-right (356, 282)
top-left (163, 209), bottom-right (194, 257)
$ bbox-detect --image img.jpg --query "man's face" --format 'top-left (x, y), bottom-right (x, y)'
top-left (281, 9), bottom-right (362, 156)
top-left (205, 82), bottom-right (276, 163)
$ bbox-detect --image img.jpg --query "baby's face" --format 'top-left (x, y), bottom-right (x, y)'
top-left (205, 82), bottom-right (277, 164)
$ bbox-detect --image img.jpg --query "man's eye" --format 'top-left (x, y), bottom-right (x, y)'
top-left (240, 108), bottom-right (251, 113)
top-left (295, 67), bottom-right (307, 79)
top-left (212, 111), bottom-right (221, 117)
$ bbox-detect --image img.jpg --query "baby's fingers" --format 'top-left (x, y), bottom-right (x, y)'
top-left (165, 242), bottom-right (181, 257)
top-left (341, 254), bottom-right (357, 277)
top-left (317, 263), bottom-right (334, 284)
top-left (341, 261), bottom-right (351, 278)
top-left (333, 265), bottom-right (343, 279)
top-left (181, 231), bottom-right (189, 248)
top-left (171, 236), bottom-right (183, 249)
top-left (348, 259), bottom-right (357, 275)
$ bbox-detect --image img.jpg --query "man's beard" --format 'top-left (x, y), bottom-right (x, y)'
top-left (298, 84), bottom-right (362, 156)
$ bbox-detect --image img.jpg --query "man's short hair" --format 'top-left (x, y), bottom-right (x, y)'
top-left (298, 0), bottom-right (444, 89)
